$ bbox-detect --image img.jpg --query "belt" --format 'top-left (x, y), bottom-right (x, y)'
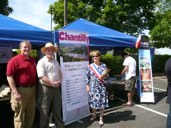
top-left (17, 84), bottom-right (35, 88)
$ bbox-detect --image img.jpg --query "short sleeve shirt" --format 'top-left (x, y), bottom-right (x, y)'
top-left (123, 56), bottom-right (136, 80)
top-left (37, 56), bottom-right (63, 84)
top-left (6, 54), bottom-right (37, 86)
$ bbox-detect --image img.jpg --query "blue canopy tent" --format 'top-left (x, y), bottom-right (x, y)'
top-left (0, 14), bottom-right (52, 48)
top-left (55, 18), bottom-right (137, 49)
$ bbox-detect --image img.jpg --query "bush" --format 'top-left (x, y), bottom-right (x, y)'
top-left (152, 55), bottom-right (170, 74)
top-left (101, 54), bottom-right (170, 77)
top-left (101, 54), bottom-right (123, 77)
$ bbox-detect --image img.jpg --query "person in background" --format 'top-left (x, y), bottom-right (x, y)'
top-left (164, 57), bottom-right (171, 128)
top-left (6, 40), bottom-right (37, 128)
top-left (36, 42), bottom-right (65, 128)
top-left (120, 52), bottom-right (136, 107)
top-left (86, 50), bottom-right (109, 126)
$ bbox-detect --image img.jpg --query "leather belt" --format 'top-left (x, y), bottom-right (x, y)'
top-left (17, 84), bottom-right (35, 88)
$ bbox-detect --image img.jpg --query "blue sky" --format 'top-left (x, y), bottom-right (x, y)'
top-left (9, 0), bottom-right (56, 30)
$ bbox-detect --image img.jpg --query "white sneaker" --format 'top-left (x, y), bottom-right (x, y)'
top-left (49, 123), bottom-right (55, 127)
top-left (99, 117), bottom-right (104, 125)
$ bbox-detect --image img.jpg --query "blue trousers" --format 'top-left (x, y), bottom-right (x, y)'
top-left (167, 104), bottom-right (171, 128)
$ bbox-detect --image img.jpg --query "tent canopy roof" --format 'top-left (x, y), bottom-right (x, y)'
top-left (57, 18), bottom-right (137, 48)
top-left (0, 14), bottom-right (52, 48)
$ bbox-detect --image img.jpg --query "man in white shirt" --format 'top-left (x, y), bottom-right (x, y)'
top-left (37, 42), bottom-right (65, 128)
top-left (120, 52), bottom-right (136, 107)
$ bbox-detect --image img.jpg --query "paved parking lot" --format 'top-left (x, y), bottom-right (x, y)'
top-left (0, 76), bottom-right (168, 128)
top-left (65, 76), bottom-right (169, 128)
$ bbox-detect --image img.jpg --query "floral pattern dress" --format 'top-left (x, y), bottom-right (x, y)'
top-left (86, 62), bottom-right (109, 109)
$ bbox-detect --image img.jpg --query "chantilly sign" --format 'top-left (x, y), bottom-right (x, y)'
top-left (59, 30), bottom-right (89, 44)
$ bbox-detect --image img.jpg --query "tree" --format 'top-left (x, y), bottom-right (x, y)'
top-left (150, 11), bottom-right (171, 48)
top-left (49, 0), bottom-right (156, 35)
top-left (97, 0), bottom-right (156, 35)
top-left (0, 0), bottom-right (13, 16)
top-left (150, 0), bottom-right (171, 48)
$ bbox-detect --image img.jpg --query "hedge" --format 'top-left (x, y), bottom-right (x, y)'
top-left (101, 54), bottom-right (170, 77)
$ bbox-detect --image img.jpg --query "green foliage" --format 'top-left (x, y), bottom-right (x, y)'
top-left (101, 54), bottom-right (123, 77)
top-left (150, 10), bottom-right (171, 48)
top-left (150, 0), bottom-right (171, 48)
top-left (100, 54), bottom-right (168, 77)
top-left (97, 0), bottom-right (156, 34)
top-left (49, 0), bottom-right (88, 29)
top-left (49, 0), bottom-right (156, 35)
top-left (0, 0), bottom-right (13, 16)
top-left (30, 50), bottom-right (38, 58)
top-left (152, 55), bottom-right (170, 73)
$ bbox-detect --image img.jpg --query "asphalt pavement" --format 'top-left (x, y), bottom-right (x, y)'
top-left (65, 76), bottom-right (169, 128)
top-left (0, 76), bottom-right (168, 128)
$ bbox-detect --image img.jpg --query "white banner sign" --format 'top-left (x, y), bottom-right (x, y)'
top-left (138, 49), bottom-right (155, 103)
top-left (59, 30), bottom-right (90, 124)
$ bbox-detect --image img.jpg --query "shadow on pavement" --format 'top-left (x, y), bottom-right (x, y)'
top-left (154, 91), bottom-right (167, 104)
top-left (104, 110), bottom-right (135, 124)
top-left (66, 99), bottom-right (136, 128)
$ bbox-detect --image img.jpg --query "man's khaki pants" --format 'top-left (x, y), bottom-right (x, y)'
top-left (10, 86), bottom-right (36, 128)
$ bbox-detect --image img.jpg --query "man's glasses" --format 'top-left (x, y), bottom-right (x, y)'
top-left (93, 55), bottom-right (99, 57)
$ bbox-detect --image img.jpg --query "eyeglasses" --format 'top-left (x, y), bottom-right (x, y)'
top-left (93, 55), bottom-right (99, 57)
